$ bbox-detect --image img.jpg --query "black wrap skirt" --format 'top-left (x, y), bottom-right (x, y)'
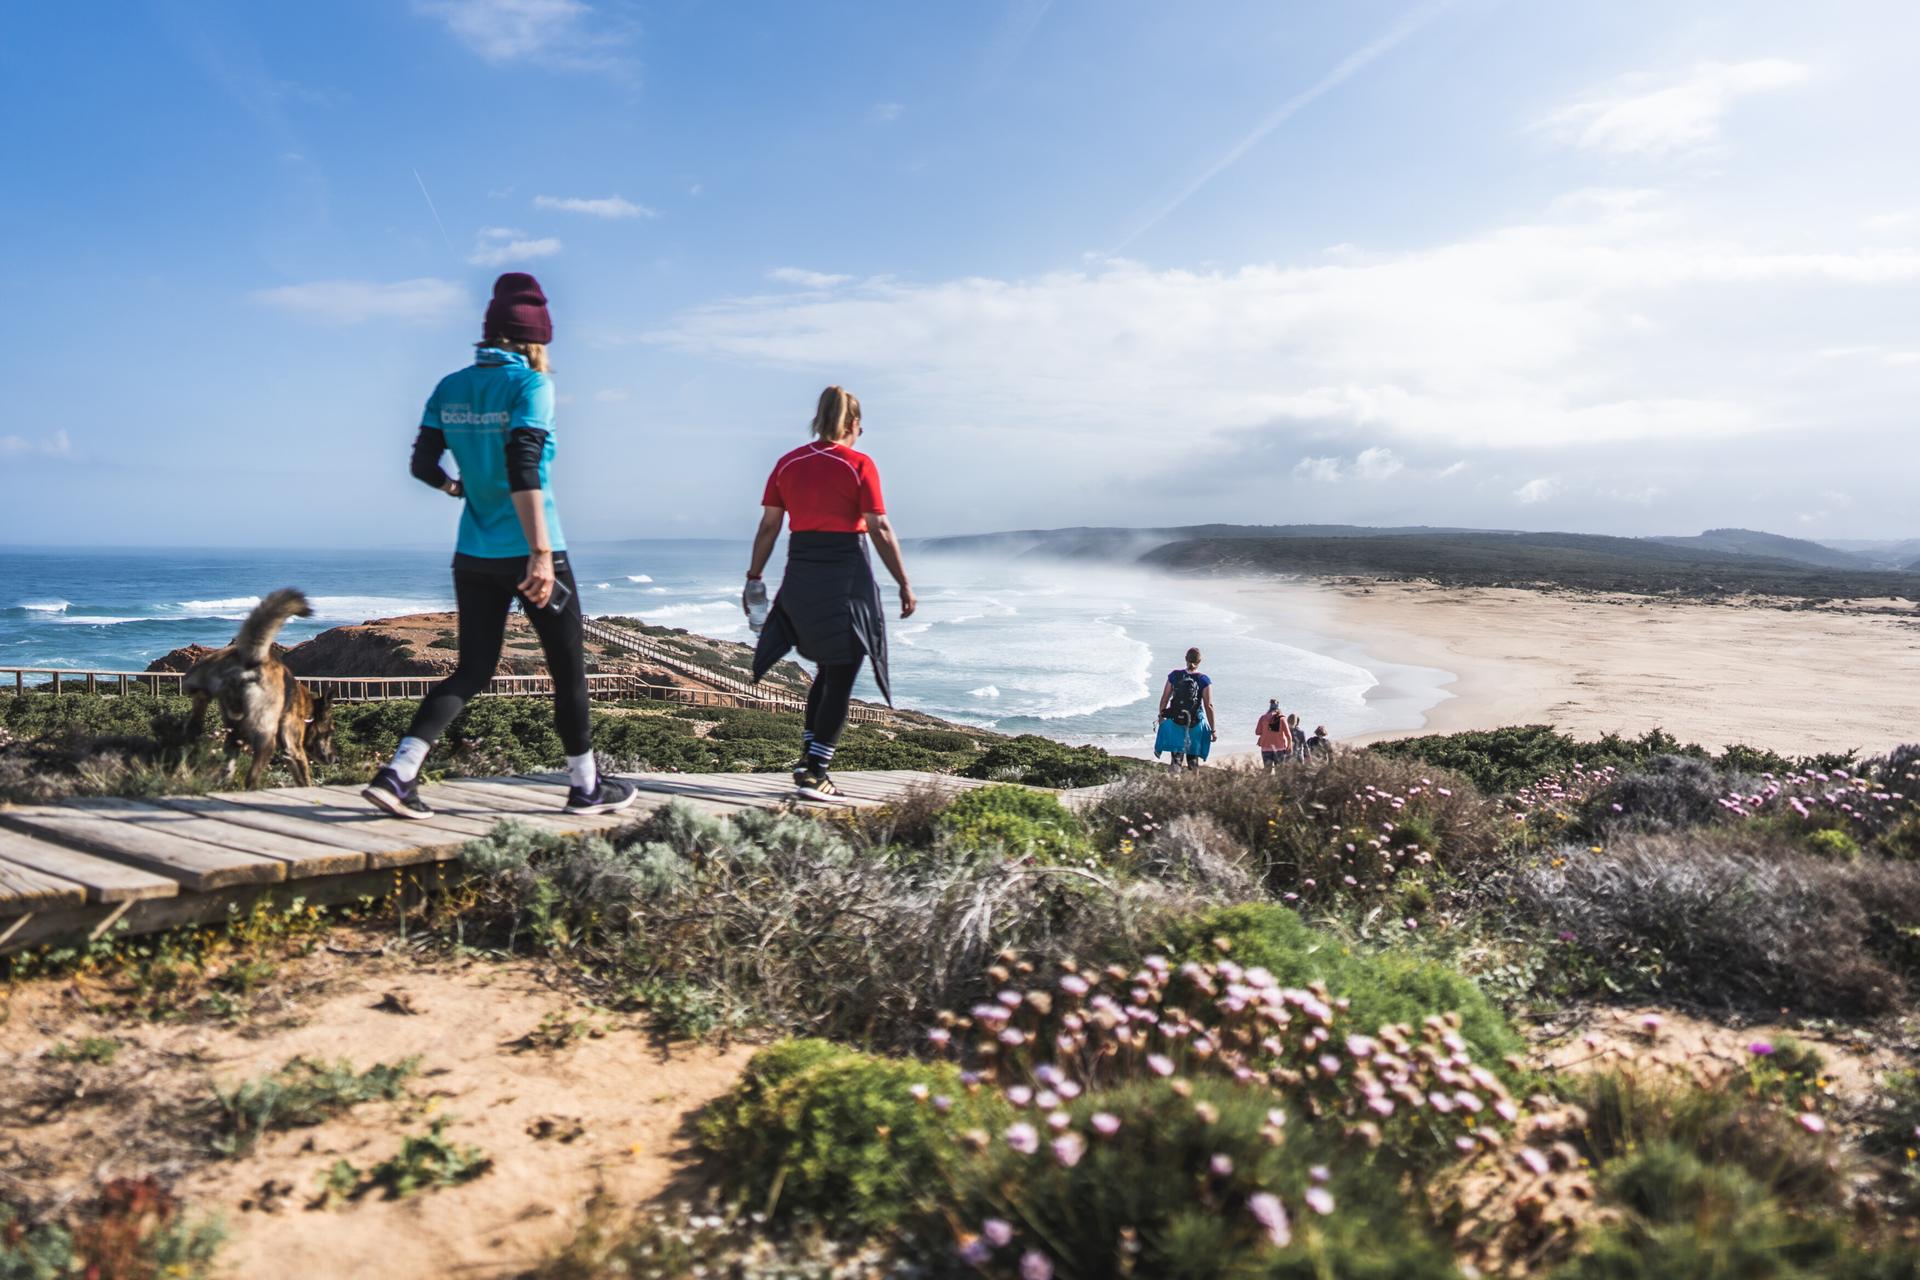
top-left (751, 531), bottom-right (893, 706)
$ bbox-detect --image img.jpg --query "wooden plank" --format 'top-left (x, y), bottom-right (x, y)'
top-left (0, 847), bottom-right (87, 913)
top-left (153, 796), bottom-right (451, 870)
top-left (272, 784), bottom-right (625, 843)
top-left (0, 807), bottom-right (284, 892)
top-left (402, 785), bottom-right (646, 835)
top-left (67, 796), bottom-right (366, 879)
top-left (0, 829), bottom-right (176, 904)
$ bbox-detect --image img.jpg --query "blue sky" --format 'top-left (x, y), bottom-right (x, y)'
top-left (4, 0), bottom-right (1918, 547)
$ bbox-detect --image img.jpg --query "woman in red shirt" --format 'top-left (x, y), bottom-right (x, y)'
top-left (746, 386), bottom-right (916, 800)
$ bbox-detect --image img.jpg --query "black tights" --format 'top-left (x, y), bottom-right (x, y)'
top-left (406, 555), bottom-right (592, 756)
top-left (802, 661), bottom-right (860, 763)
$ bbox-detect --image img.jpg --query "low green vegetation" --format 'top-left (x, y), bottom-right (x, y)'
top-left (8, 718), bottom-right (1920, 1277)
top-left (45, 1036), bottom-right (119, 1066)
top-left (934, 784), bottom-right (1095, 865)
top-left (317, 1120), bottom-right (493, 1204)
top-left (212, 1056), bottom-right (420, 1156)
top-left (0, 1179), bottom-right (224, 1280)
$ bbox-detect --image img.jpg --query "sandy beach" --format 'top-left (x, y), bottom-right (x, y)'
top-left (1239, 580), bottom-right (1920, 757)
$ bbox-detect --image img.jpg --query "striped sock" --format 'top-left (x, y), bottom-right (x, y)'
top-left (805, 742), bottom-right (836, 768)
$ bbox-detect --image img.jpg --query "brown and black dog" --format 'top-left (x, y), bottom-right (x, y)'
top-left (183, 588), bottom-right (336, 788)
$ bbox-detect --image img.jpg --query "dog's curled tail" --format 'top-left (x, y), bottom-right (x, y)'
top-left (235, 588), bottom-right (313, 665)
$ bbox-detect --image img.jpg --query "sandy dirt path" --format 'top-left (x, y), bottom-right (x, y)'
top-left (0, 946), bottom-right (758, 1280)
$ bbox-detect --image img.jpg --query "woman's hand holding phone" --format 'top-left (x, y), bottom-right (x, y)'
top-left (518, 549), bottom-right (556, 608)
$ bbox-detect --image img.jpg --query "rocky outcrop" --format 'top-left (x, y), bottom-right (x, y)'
top-left (145, 642), bottom-right (286, 673)
top-left (148, 611), bottom-right (818, 702)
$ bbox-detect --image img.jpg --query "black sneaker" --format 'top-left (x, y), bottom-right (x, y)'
top-left (565, 774), bottom-right (638, 815)
top-left (795, 764), bottom-right (840, 802)
top-left (362, 767), bottom-right (434, 820)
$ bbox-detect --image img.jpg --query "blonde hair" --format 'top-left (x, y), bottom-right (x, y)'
top-left (478, 336), bottom-right (551, 374)
top-left (811, 385), bottom-right (861, 443)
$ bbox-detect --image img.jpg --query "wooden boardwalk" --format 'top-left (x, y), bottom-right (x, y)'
top-left (0, 770), bottom-right (1086, 955)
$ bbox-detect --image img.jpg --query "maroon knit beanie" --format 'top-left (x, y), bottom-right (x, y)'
top-left (484, 272), bottom-right (553, 345)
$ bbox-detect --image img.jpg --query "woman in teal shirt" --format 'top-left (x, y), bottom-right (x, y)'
top-left (362, 273), bottom-right (634, 820)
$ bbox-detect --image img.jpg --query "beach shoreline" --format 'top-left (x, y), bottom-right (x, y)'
top-left (1241, 577), bottom-right (1920, 757)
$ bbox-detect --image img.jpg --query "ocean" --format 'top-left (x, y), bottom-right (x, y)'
top-left (0, 542), bottom-right (1449, 758)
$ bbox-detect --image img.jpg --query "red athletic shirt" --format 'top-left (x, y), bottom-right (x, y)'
top-left (761, 442), bottom-right (886, 533)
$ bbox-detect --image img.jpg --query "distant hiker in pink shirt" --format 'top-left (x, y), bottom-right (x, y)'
top-left (1255, 698), bottom-right (1294, 771)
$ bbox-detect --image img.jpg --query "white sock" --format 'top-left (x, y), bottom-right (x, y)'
top-left (567, 751), bottom-right (599, 793)
top-left (388, 737), bottom-right (431, 784)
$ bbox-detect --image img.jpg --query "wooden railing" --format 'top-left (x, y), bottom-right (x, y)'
top-left (0, 665), bottom-right (893, 722)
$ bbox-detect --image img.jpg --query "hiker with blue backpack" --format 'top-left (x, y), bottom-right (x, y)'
top-left (1153, 647), bottom-right (1217, 774)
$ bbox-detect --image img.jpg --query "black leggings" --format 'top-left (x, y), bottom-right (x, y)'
top-left (803, 661), bottom-right (860, 758)
top-left (406, 554), bottom-right (592, 755)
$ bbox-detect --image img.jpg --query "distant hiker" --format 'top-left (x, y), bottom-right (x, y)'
top-left (364, 273), bottom-right (636, 821)
top-left (1154, 647), bottom-right (1217, 774)
top-left (1306, 724), bottom-right (1332, 758)
top-left (1255, 698), bottom-right (1293, 770)
top-left (1285, 713), bottom-right (1305, 763)
top-left (747, 385), bottom-right (917, 802)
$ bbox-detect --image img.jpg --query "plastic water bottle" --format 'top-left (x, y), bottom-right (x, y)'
top-left (743, 579), bottom-right (770, 633)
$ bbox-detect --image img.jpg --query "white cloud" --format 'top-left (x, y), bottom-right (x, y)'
top-left (871, 101), bottom-right (904, 122)
top-left (1603, 483), bottom-right (1663, 506)
top-left (1817, 344), bottom-right (1920, 367)
top-left (1538, 60), bottom-right (1807, 157)
top-left (1864, 212), bottom-right (1915, 234)
top-left (1293, 456), bottom-right (1343, 483)
top-left (767, 267), bottom-right (852, 288)
top-left (647, 192), bottom-right (1920, 457)
top-left (1436, 461), bottom-right (1468, 479)
top-left (0, 429), bottom-right (73, 459)
top-left (251, 278), bottom-right (467, 324)
top-left (1514, 477), bottom-right (1562, 504)
top-left (533, 193), bottom-right (654, 219)
top-left (412, 0), bottom-right (632, 74)
top-left (1353, 446), bottom-right (1403, 479)
top-left (469, 227), bottom-right (562, 266)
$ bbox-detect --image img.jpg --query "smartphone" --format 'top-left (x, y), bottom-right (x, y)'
top-left (522, 579), bottom-right (573, 614)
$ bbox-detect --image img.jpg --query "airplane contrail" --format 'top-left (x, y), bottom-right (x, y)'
top-left (1109, 0), bottom-right (1456, 255)
top-left (413, 167), bottom-right (458, 260)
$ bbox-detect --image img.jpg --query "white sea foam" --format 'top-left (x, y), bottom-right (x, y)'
top-left (643, 586), bottom-right (669, 595)
top-left (19, 600), bottom-right (69, 613)
top-left (175, 596), bottom-right (262, 613)
top-left (647, 600), bottom-right (736, 620)
top-left (625, 574), bottom-right (653, 583)
top-left (968, 685), bottom-right (1001, 698)
top-left (595, 582), bottom-right (611, 590)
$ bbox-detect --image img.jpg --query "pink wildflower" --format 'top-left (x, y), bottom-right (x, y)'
top-left (1248, 1192), bottom-right (1292, 1247)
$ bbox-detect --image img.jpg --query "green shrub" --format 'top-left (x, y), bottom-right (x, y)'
top-left (936, 785), bottom-right (1095, 865)
top-left (1580, 755), bottom-right (1738, 837)
top-left (895, 727), bottom-right (981, 753)
top-left (1563, 1069), bottom-right (1845, 1209)
top-left (1806, 827), bottom-right (1862, 860)
top-left (941, 1078), bottom-right (1458, 1279)
top-left (1508, 833), bottom-right (1920, 1015)
top-left (699, 1039), bottom-right (1000, 1231)
top-left (1156, 903), bottom-right (1522, 1070)
top-left (1556, 1143), bottom-right (1848, 1279)
top-left (962, 734), bottom-right (1141, 788)
top-left (1088, 755), bottom-right (1502, 917)
top-left (1370, 726), bottom-right (1838, 797)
